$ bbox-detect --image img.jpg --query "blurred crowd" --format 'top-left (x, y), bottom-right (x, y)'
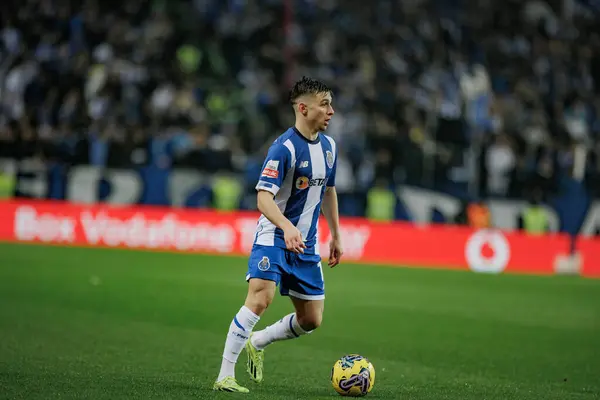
top-left (1, 0), bottom-right (600, 208)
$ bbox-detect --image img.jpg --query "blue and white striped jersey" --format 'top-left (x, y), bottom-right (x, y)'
top-left (254, 127), bottom-right (338, 251)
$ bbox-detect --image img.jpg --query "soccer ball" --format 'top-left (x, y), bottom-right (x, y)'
top-left (331, 354), bottom-right (375, 397)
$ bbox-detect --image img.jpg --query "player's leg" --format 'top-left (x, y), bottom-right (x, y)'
top-left (290, 295), bottom-right (324, 331)
top-left (247, 253), bottom-right (324, 377)
top-left (249, 293), bottom-right (323, 350)
top-left (244, 277), bottom-right (277, 315)
top-left (214, 278), bottom-right (275, 392)
top-left (245, 295), bottom-right (322, 384)
top-left (217, 278), bottom-right (275, 379)
top-left (214, 246), bottom-right (282, 392)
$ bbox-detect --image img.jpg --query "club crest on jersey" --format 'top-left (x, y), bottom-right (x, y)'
top-left (326, 151), bottom-right (334, 168)
top-left (258, 256), bottom-right (270, 271)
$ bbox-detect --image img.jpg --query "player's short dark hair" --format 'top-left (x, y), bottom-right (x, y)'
top-left (289, 76), bottom-right (332, 104)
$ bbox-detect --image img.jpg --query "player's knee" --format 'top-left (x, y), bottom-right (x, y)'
top-left (245, 279), bottom-right (276, 316)
top-left (247, 298), bottom-right (271, 316)
top-left (245, 291), bottom-right (273, 316)
top-left (297, 313), bottom-right (322, 331)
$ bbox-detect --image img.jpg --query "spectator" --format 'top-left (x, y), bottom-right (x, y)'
top-left (0, 0), bottom-right (597, 218)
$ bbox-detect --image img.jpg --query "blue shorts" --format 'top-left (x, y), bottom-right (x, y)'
top-left (246, 244), bottom-right (325, 300)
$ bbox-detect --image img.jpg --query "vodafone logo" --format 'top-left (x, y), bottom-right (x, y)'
top-left (465, 230), bottom-right (510, 274)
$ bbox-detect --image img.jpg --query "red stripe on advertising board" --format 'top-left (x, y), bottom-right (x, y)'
top-left (0, 200), bottom-right (593, 277)
top-left (317, 219), bottom-right (570, 275)
top-left (577, 237), bottom-right (600, 277)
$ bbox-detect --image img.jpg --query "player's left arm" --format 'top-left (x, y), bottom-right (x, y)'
top-left (322, 187), bottom-right (342, 267)
top-left (322, 147), bottom-right (343, 267)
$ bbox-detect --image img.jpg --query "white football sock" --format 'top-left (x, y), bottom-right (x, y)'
top-left (251, 313), bottom-right (311, 350)
top-left (217, 306), bottom-right (260, 381)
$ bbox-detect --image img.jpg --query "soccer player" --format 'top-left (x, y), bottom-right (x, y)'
top-left (213, 76), bottom-right (343, 393)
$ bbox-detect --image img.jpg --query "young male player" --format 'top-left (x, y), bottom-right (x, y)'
top-left (213, 76), bottom-right (343, 393)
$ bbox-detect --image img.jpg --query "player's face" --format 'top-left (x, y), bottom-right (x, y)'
top-left (306, 92), bottom-right (334, 131)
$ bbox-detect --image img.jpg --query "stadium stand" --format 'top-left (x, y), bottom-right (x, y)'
top-left (0, 0), bottom-right (599, 230)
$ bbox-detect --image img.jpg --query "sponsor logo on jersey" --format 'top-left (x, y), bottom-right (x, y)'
top-left (261, 160), bottom-right (280, 178)
top-left (296, 176), bottom-right (325, 189)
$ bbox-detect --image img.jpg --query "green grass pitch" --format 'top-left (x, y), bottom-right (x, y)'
top-left (0, 242), bottom-right (599, 399)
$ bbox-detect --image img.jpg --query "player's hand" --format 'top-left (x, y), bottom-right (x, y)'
top-left (284, 225), bottom-right (306, 254)
top-left (328, 237), bottom-right (343, 267)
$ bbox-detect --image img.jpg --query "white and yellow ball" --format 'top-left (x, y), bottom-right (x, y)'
top-left (331, 354), bottom-right (375, 397)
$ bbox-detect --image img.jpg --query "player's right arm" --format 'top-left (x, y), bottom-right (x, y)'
top-left (257, 191), bottom-right (305, 253)
top-left (255, 142), bottom-right (306, 254)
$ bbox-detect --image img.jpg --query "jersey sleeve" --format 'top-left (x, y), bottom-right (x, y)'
top-left (255, 144), bottom-right (291, 196)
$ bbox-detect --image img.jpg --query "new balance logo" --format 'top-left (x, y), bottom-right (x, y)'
top-left (299, 161), bottom-right (309, 168)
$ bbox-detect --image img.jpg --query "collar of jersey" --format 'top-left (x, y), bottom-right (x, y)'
top-left (292, 127), bottom-right (320, 144)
